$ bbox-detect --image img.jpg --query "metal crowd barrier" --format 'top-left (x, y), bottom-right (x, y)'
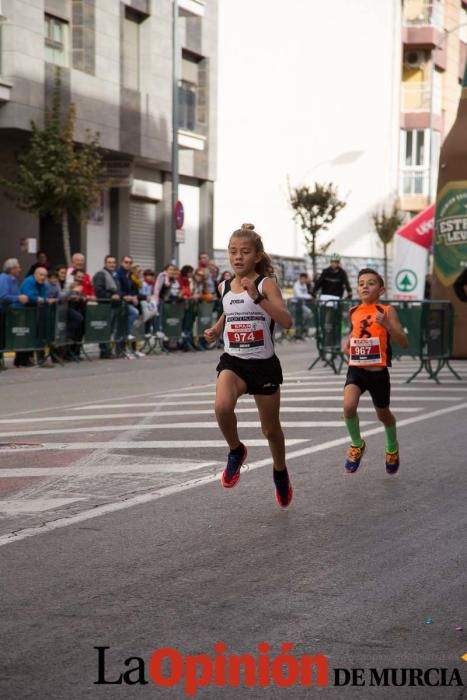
top-left (307, 298), bottom-right (462, 383)
top-left (0, 298), bottom-right (224, 369)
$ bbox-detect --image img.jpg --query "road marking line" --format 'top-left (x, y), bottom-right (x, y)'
top-left (0, 406), bottom-right (421, 424)
top-left (0, 498), bottom-right (85, 513)
top-left (66, 395), bottom-right (454, 409)
top-left (0, 401), bottom-right (465, 547)
top-left (0, 420), bottom-right (375, 438)
top-left (0, 438), bottom-right (310, 453)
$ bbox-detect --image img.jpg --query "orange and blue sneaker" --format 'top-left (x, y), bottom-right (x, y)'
top-left (345, 441), bottom-right (366, 473)
top-left (273, 467), bottom-right (293, 509)
top-left (386, 449), bottom-right (400, 475)
top-left (221, 443), bottom-right (247, 488)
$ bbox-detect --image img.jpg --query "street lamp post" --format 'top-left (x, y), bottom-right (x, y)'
top-left (171, 0), bottom-right (180, 266)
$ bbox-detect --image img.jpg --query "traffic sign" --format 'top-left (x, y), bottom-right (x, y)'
top-left (174, 200), bottom-right (184, 229)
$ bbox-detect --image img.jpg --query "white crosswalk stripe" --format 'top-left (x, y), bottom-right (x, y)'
top-left (1, 357), bottom-right (465, 517)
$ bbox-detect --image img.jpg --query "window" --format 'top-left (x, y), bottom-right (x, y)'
top-left (44, 14), bottom-right (69, 67)
top-left (122, 8), bottom-right (142, 90)
top-left (400, 129), bottom-right (429, 196)
top-left (178, 55), bottom-right (199, 132)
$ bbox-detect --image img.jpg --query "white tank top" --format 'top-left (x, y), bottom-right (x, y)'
top-left (221, 277), bottom-right (275, 359)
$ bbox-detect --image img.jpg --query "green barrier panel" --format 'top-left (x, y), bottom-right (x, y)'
top-left (161, 301), bottom-right (185, 339)
top-left (422, 303), bottom-right (451, 358)
top-left (54, 303), bottom-right (68, 346)
top-left (83, 304), bottom-right (112, 344)
top-left (113, 302), bottom-right (129, 343)
top-left (4, 306), bottom-right (40, 351)
top-left (391, 302), bottom-right (423, 358)
top-left (196, 301), bottom-right (215, 336)
top-left (183, 300), bottom-right (198, 336)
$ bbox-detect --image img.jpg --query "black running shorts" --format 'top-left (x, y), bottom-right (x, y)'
top-left (344, 366), bottom-right (391, 409)
top-left (216, 353), bottom-right (283, 395)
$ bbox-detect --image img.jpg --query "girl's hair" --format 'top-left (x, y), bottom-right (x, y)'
top-left (180, 265), bottom-right (194, 276)
top-left (229, 223), bottom-right (275, 278)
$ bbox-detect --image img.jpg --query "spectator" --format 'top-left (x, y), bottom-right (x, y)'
top-left (115, 255), bottom-right (140, 357)
top-left (198, 252), bottom-right (210, 269)
top-left (292, 272), bottom-right (313, 338)
top-left (93, 255), bottom-right (122, 359)
top-left (26, 251), bottom-right (49, 277)
top-left (0, 258), bottom-right (29, 307)
top-left (220, 270), bottom-right (232, 282)
top-left (56, 265), bottom-right (68, 292)
top-left (142, 269), bottom-right (155, 297)
top-left (20, 267), bottom-right (52, 306)
top-left (46, 270), bottom-right (62, 300)
top-left (192, 268), bottom-right (208, 301)
top-left (207, 260), bottom-right (220, 298)
top-left (178, 265), bottom-right (194, 299)
top-left (0, 258), bottom-right (29, 368)
top-left (18, 267), bottom-right (55, 367)
top-left (154, 264), bottom-right (180, 303)
top-left (65, 269), bottom-right (88, 359)
top-left (313, 253), bottom-right (352, 301)
top-left (293, 272), bottom-right (312, 301)
top-left (66, 252), bottom-right (96, 298)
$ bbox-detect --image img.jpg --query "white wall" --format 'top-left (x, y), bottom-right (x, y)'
top-left (215, 0), bottom-right (401, 259)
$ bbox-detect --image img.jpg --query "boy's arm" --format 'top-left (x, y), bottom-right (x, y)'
top-left (376, 307), bottom-right (408, 348)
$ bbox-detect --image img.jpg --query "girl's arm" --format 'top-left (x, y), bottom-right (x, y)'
top-left (243, 277), bottom-right (293, 329)
top-left (204, 312), bottom-right (224, 342)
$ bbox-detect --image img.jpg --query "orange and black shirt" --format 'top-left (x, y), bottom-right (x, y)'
top-left (348, 303), bottom-right (392, 368)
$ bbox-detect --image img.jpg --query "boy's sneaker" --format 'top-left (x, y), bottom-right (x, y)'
top-left (274, 468), bottom-right (293, 509)
top-left (386, 449), bottom-right (400, 475)
top-left (345, 441), bottom-right (366, 473)
top-left (221, 443), bottom-right (247, 488)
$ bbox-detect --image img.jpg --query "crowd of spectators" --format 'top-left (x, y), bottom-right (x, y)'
top-left (0, 250), bottom-right (231, 367)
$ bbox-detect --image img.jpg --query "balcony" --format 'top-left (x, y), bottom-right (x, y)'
top-left (401, 81), bottom-right (431, 112)
top-left (402, 1), bottom-right (444, 48)
top-left (178, 0), bottom-right (205, 18)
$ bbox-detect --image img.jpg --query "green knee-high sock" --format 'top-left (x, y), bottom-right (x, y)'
top-left (344, 415), bottom-right (364, 448)
top-left (385, 424), bottom-right (398, 453)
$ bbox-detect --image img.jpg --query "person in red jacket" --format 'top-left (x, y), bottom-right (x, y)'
top-left (178, 265), bottom-right (194, 299)
top-left (66, 253), bottom-right (96, 299)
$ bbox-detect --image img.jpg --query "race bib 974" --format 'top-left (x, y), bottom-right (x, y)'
top-left (349, 337), bottom-right (382, 365)
top-left (227, 323), bottom-right (264, 349)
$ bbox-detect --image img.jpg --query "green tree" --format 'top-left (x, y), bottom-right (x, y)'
top-left (372, 201), bottom-right (405, 287)
top-left (1, 69), bottom-right (107, 264)
top-left (288, 182), bottom-right (346, 278)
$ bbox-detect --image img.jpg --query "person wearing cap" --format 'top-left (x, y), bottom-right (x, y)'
top-left (312, 253), bottom-right (352, 301)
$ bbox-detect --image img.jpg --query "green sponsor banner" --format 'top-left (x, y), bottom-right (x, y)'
top-left (434, 181), bottom-right (467, 286)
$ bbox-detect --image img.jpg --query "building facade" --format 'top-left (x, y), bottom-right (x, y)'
top-left (0, 0), bottom-right (218, 275)
top-left (400, 0), bottom-right (467, 214)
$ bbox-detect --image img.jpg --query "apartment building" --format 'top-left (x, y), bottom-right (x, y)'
top-left (400, 0), bottom-right (467, 213)
top-left (0, 0), bottom-right (218, 274)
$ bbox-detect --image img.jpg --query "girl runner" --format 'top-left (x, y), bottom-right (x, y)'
top-left (204, 224), bottom-right (294, 508)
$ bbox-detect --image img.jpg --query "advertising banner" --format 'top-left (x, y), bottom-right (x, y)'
top-left (392, 205), bottom-right (434, 300)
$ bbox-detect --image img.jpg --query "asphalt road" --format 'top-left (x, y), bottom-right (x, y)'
top-left (0, 344), bottom-right (466, 699)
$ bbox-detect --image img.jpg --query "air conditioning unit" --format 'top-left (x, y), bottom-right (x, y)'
top-left (404, 50), bottom-right (426, 68)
